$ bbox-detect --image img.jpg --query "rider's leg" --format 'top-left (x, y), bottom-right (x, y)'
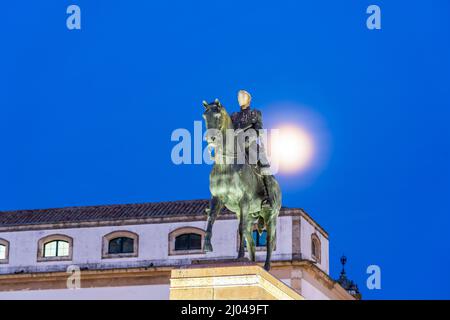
top-left (261, 173), bottom-right (274, 210)
top-left (258, 142), bottom-right (273, 210)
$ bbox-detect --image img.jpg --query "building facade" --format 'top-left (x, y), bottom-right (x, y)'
top-left (0, 199), bottom-right (354, 300)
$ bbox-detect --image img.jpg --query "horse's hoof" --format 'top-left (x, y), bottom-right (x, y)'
top-left (236, 256), bottom-right (249, 262)
top-left (264, 263), bottom-right (271, 271)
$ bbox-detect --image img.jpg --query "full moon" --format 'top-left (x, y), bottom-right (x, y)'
top-left (269, 125), bottom-right (314, 174)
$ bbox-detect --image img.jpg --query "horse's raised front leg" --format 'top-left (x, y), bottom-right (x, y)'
top-left (204, 197), bottom-right (223, 252)
top-left (264, 214), bottom-right (277, 271)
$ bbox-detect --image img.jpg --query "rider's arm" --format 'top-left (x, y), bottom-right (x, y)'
top-left (253, 110), bottom-right (263, 133)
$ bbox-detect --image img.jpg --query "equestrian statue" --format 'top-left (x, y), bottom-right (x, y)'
top-left (202, 90), bottom-right (282, 271)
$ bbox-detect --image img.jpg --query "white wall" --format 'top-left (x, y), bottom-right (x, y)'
top-left (0, 280), bottom-right (334, 300)
top-left (0, 284), bottom-right (170, 300)
top-left (0, 214), bottom-right (336, 300)
top-left (0, 216), bottom-right (295, 274)
top-left (301, 279), bottom-right (331, 300)
top-left (299, 216), bottom-right (329, 274)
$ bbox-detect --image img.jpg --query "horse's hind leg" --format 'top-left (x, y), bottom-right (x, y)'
top-left (243, 218), bottom-right (256, 262)
top-left (204, 197), bottom-right (223, 252)
top-left (264, 215), bottom-right (277, 271)
top-left (237, 212), bottom-right (245, 259)
top-left (237, 200), bottom-right (255, 262)
top-left (243, 215), bottom-right (256, 262)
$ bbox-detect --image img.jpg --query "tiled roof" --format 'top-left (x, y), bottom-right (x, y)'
top-left (0, 200), bottom-right (325, 235)
top-left (0, 200), bottom-right (216, 228)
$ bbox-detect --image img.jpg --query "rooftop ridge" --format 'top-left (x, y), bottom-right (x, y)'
top-left (0, 199), bottom-right (210, 214)
top-left (0, 199), bottom-right (302, 216)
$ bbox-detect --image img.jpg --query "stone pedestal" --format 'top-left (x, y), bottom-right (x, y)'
top-left (169, 263), bottom-right (304, 300)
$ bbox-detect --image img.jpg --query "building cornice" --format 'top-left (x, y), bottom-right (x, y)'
top-left (0, 260), bottom-right (350, 299)
top-left (0, 208), bottom-right (328, 239)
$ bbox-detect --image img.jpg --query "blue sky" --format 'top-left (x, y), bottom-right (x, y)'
top-left (1, 1), bottom-right (449, 299)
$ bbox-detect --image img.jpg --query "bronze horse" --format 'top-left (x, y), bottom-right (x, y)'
top-left (202, 99), bottom-right (282, 271)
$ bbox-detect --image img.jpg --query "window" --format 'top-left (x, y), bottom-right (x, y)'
top-left (312, 240), bottom-right (317, 257)
top-left (0, 245), bottom-right (5, 260)
top-left (237, 225), bottom-right (275, 252)
top-left (168, 227), bottom-right (205, 255)
top-left (102, 231), bottom-right (138, 259)
top-left (37, 235), bottom-right (73, 262)
top-left (311, 233), bottom-right (321, 263)
top-left (244, 230), bottom-right (267, 247)
top-left (108, 237), bottom-right (134, 254)
top-left (43, 240), bottom-right (69, 257)
top-left (0, 239), bottom-right (9, 264)
top-left (175, 233), bottom-right (201, 251)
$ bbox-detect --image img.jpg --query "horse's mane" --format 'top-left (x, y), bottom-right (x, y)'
top-left (219, 106), bottom-right (234, 131)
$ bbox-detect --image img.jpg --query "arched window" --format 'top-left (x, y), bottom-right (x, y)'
top-left (0, 245), bottom-right (5, 259)
top-left (108, 237), bottom-right (134, 254)
top-left (254, 230), bottom-right (267, 247)
top-left (168, 227), bottom-right (205, 255)
top-left (44, 240), bottom-right (69, 257)
top-left (0, 239), bottom-right (9, 264)
top-left (244, 230), bottom-right (267, 248)
top-left (38, 235), bottom-right (73, 262)
top-left (175, 233), bottom-right (201, 251)
top-left (311, 233), bottom-right (321, 263)
top-left (102, 231), bottom-right (138, 259)
top-left (237, 225), bottom-right (276, 252)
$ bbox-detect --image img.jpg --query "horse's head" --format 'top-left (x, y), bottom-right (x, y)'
top-left (202, 99), bottom-right (231, 146)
